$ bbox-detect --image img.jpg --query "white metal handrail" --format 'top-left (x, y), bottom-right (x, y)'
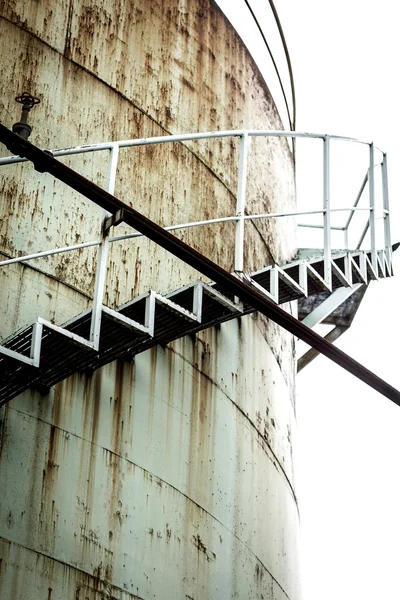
top-left (0, 129), bottom-right (392, 285)
top-left (0, 129), bottom-right (394, 377)
top-left (0, 205), bottom-right (383, 267)
top-left (0, 129), bottom-right (386, 164)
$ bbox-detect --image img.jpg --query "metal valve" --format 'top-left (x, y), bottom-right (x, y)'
top-left (12, 92), bottom-right (40, 140)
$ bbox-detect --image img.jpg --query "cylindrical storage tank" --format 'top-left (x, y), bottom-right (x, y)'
top-left (0, 1), bottom-right (300, 599)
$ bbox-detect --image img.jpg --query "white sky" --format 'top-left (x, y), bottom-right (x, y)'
top-left (216, 2), bottom-right (400, 598)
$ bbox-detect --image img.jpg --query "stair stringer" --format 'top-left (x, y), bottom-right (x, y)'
top-left (0, 249), bottom-right (392, 404)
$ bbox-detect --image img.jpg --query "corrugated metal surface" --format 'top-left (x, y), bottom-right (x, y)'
top-left (0, 0), bottom-right (300, 598)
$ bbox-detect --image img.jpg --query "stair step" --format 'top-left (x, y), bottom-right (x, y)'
top-left (0, 249), bottom-right (392, 404)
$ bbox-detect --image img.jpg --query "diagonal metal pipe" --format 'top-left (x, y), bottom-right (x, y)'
top-left (0, 123), bottom-right (399, 404)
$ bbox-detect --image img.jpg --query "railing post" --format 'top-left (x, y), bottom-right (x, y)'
top-left (106, 142), bottom-right (119, 197)
top-left (235, 133), bottom-right (250, 273)
top-left (381, 153), bottom-right (392, 269)
top-left (323, 135), bottom-right (332, 288)
top-left (344, 227), bottom-right (349, 251)
top-left (369, 142), bottom-right (377, 274)
top-left (89, 143), bottom-right (120, 348)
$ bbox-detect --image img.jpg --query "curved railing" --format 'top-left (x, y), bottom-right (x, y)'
top-left (0, 128), bottom-right (395, 403)
top-left (244, 0), bottom-right (296, 130)
top-left (0, 129), bottom-right (392, 289)
top-left (216, 0), bottom-right (296, 130)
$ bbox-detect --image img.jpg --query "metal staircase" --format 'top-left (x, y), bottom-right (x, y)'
top-left (0, 247), bottom-right (392, 404)
top-left (0, 129), bottom-right (394, 404)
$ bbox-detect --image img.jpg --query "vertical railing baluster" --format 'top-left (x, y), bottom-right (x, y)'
top-left (369, 142), bottom-right (377, 275)
top-left (381, 153), bottom-right (392, 272)
top-left (235, 133), bottom-right (250, 273)
top-left (323, 135), bottom-right (332, 288)
top-left (344, 227), bottom-right (349, 252)
top-left (90, 143), bottom-right (120, 348)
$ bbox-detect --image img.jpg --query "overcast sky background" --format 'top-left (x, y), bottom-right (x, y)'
top-left (216, 2), bottom-right (400, 598)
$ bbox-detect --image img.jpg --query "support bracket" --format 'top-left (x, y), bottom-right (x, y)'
top-left (104, 209), bottom-right (126, 233)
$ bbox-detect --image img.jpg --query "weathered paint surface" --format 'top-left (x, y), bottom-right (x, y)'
top-left (0, 0), bottom-right (295, 312)
top-left (0, 0), bottom-right (296, 378)
top-left (0, 0), bottom-right (300, 598)
top-left (0, 318), bottom-right (300, 598)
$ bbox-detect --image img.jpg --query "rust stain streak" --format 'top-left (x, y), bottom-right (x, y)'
top-left (165, 341), bottom-right (299, 509)
top-left (0, 14), bottom-right (240, 202)
top-left (92, 448), bottom-right (290, 598)
top-left (0, 537), bottom-right (145, 600)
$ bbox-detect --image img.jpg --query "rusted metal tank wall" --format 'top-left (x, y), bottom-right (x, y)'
top-left (0, 0), bottom-right (300, 598)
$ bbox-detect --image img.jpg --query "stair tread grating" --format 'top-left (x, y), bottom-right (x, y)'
top-left (0, 249), bottom-right (390, 404)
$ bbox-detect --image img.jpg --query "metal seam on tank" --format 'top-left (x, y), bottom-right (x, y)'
top-left (0, 4), bottom-right (299, 595)
top-left (0, 250), bottom-right (93, 301)
top-left (7, 398), bottom-right (299, 516)
top-left (0, 220), bottom-right (274, 303)
top-left (0, 436), bottom-right (293, 600)
top-left (0, 537), bottom-right (145, 600)
top-left (0, 533), bottom-right (291, 600)
top-left (90, 452), bottom-right (293, 599)
top-left (168, 337), bottom-right (296, 421)
top-left (167, 340), bottom-right (298, 505)
top-left (251, 313), bottom-right (296, 393)
top-left (244, 210), bottom-right (276, 264)
top-left (1, 16), bottom-right (292, 257)
top-left (0, 17), bottom-right (233, 195)
top-left (6, 399), bottom-right (299, 516)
